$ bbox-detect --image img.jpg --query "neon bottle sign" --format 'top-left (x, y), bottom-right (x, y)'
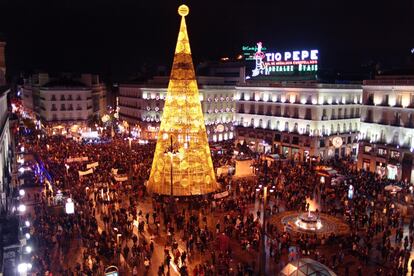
top-left (251, 42), bottom-right (319, 77)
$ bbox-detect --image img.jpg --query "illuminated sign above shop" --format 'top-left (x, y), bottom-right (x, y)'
top-left (251, 42), bottom-right (319, 77)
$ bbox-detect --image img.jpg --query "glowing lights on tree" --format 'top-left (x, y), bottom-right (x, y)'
top-left (147, 5), bottom-right (219, 196)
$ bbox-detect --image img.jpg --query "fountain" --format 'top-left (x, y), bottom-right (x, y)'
top-left (295, 210), bottom-right (322, 231)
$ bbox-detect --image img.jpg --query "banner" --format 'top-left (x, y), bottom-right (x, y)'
top-left (114, 175), bottom-right (128, 182)
top-left (78, 169), bottom-right (93, 176)
top-left (67, 157), bottom-right (89, 163)
top-left (86, 162), bottom-right (99, 169)
top-left (213, 190), bottom-right (229, 199)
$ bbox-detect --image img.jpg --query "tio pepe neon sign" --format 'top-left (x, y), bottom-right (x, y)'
top-left (252, 42), bottom-right (319, 77)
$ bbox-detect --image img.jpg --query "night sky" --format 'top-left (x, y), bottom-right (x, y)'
top-left (0, 0), bottom-right (413, 80)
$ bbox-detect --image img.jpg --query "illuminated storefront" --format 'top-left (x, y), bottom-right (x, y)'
top-left (358, 76), bottom-right (414, 182)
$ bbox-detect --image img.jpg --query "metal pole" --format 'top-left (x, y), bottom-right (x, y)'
top-left (259, 160), bottom-right (268, 275)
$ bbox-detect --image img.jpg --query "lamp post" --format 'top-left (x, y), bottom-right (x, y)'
top-left (259, 158), bottom-right (269, 275)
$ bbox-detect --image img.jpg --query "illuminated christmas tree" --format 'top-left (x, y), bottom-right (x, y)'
top-left (147, 5), bottom-right (219, 196)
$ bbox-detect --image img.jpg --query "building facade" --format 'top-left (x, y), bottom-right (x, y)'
top-left (358, 76), bottom-right (414, 182)
top-left (0, 86), bottom-right (11, 213)
top-left (234, 82), bottom-right (362, 161)
top-left (119, 76), bottom-right (236, 142)
top-left (0, 37), bottom-right (11, 213)
top-left (22, 73), bottom-right (107, 133)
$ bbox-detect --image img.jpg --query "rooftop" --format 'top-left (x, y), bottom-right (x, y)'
top-left (41, 79), bottom-right (88, 90)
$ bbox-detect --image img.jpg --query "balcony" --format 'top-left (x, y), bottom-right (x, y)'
top-left (377, 119), bottom-right (388, 125)
top-left (406, 122), bottom-right (414, 129)
top-left (390, 120), bottom-right (401, 127)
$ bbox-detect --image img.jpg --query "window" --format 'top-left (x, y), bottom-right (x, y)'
top-left (267, 120), bottom-right (271, 129)
top-left (322, 109), bottom-right (327, 120)
top-left (275, 106), bottom-right (281, 116)
top-left (364, 145), bottom-right (372, 153)
top-left (293, 123), bottom-right (298, 132)
top-left (305, 108), bottom-right (312, 120)
top-left (284, 122), bottom-right (289, 131)
top-left (378, 148), bottom-right (387, 156)
top-left (390, 150), bottom-right (400, 159)
top-left (292, 137), bottom-right (299, 145)
top-left (258, 105), bottom-right (264, 115)
top-left (60, 104), bottom-right (66, 111)
top-left (266, 105), bottom-right (272, 116)
top-left (293, 107), bottom-right (299, 118)
top-left (396, 95), bottom-right (402, 107)
top-left (60, 95), bottom-right (65, 101)
top-left (284, 106), bottom-right (290, 117)
top-left (274, 134), bottom-right (281, 141)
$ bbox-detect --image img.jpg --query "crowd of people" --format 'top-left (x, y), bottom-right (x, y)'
top-left (15, 124), bottom-right (414, 276)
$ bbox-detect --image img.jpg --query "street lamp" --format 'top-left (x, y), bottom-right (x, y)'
top-left (24, 246), bottom-right (32, 254)
top-left (258, 159), bottom-right (269, 275)
top-left (18, 204), bottom-right (26, 213)
top-left (17, 262), bottom-right (32, 275)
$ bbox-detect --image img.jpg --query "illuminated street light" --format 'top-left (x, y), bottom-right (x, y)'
top-left (17, 262), bottom-right (32, 275)
top-left (25, 246), bottom-right (32, 254)
top-left (25, 220), bottom-right (30, 227)
top-left (18, 204), bottom-right (26, 213)
top-left (19, 189), bottom-right (25, 197)
top-left (25, 233), bottom-right (30, 240)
